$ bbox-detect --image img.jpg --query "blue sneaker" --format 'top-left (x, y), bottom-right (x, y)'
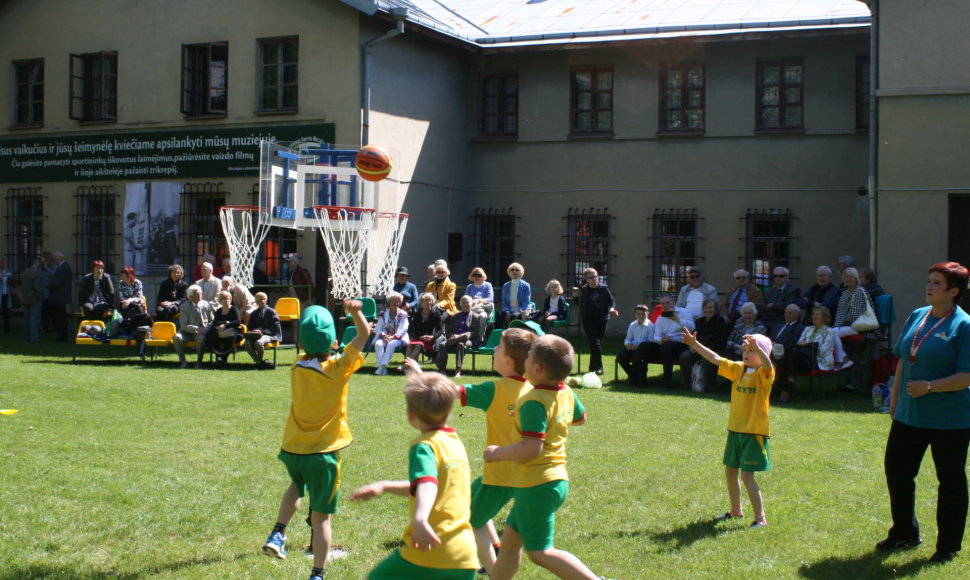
top-left (262, 530), bottom-right (287, 559)
top-left (308, 575), bottom-right (324, 580)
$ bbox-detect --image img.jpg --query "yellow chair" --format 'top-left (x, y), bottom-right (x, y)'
top-left (145, 321), bottom-right (177, 361)
top-left (274, 297), bottom-right (302, 353)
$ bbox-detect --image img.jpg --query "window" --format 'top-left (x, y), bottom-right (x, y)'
top-left (651, 209), bottom-right (699, 292)
top-left (258, 37), bottom-right (298, 112)
top-left (571, 67), bottom-right (613, 135)
top-left (856, 55), bottom-right (870, 131)
top-left (5, 187), bottom-right (44, 275)
top-left (75, 186), bottom-right (118, 273)
top-left (69, 51), bottom-right (117, 122)
top-left (481, 74), bottom-right (518, 137)
top-left (564, 208), bottom-right (612, 288)
top-left (250, 183), bottom-right (297, 284)
top-left (744, 209), bottom-right (795, 286)
top-left (659, 63), bottom-right (704, 133)
top-left (12, 59), bottom-right (43, 127)
top-left (179, 183), bottom-right (227, 273)
top-left (468, 208), bottom-right (517, 285)
top-left (756, 59), bottom-right (803, 131)
top-left (181, 42), bottom-right (228, 117)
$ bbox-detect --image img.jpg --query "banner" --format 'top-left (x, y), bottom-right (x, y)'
top-left (123, 182), bottom-right (182, 276)
top-left (0, 123), bottom-right (335, 183)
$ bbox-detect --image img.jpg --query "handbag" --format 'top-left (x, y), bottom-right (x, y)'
top-left (851, 301), bottom-right (879, 332)
top-left (218, 327), bottom-right (237, 339)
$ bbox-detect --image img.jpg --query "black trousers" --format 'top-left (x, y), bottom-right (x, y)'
top-left (640, 341), bottom-right (689, 384)
top-left (49, 303), bottom-right (69, 342)
top-left (583, 318), bottom-right (607, 372)
top-left (617, 343), bottom-right (653, 383)
top-left (884, 420), bottom-right (970, 552)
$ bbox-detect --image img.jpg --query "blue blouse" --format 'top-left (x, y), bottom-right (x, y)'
top-left (463, 282), bottom-right (494, 303)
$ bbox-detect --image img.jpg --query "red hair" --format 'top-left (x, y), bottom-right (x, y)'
top-left (120, 265), bottom-right (137, 282)
top-left (91, 260), bottom-right (104, 270)
top-left (929, 261), bottom-right (969, 303)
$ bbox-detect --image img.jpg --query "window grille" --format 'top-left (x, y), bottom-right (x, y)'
top-left (563, 208), bottom-right (613, 288)
top-left (468, 208), bottom-right (518, 285)
top-left (5, 187), bottom-right (44, 276)
top-left (180, 183), bottom-right (226, 275)
top-left (75, 185), bottom-right (118, 273)
top-left (743, 208), bottom-right (797, 286)
top-left (650, 209), bottom-right (700, 292)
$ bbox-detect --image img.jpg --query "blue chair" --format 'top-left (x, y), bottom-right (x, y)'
top-left (875, 294), bottom-right (895, 344)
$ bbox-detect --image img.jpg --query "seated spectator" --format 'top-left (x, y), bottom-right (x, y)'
top-left (796, 265), bottom-right (840, 325)
top-left (832, 267), bottom-right (874, 391)
top-left (392, 266), bottom-right (419, 311)
top-left (836, 255), bottom-right (855, 289)
top-left (770, 303), bottom-right (805, 364)
top-left (498, 262), bottom-right (532, 328)
top-left (205, 290), bottom-right (242, 368)
top-left (244, 292), bottom-right (282, 370)
top-left (221, 275), bottom-right (257, 323)
top-left (639, 294), bottom-right (695, 387)
top-left (173, 285), bottom-right (215, 368)
top-left (761, 266), bottom-right (800, 333)
top-left (616, 305), bottom-right (654, 386)
top-left (80, 260), bottom-right (114, 319)
top-left (724, 302), bottom-right (767, 361)
top-left (156, 263), bottom-right (187, 322)
top-left (434, 295), bottom-right (484, 378)
top-left (403, 292), bottom-right (443, 364)
top-left (193, 253), bottom-right (223, 281)
top-left (425, 262), bottom-right (458, 314)
top-left (463, 267), bottom-right (495, 318)
top-left (531, 279), bottom-right (568, 331)
top-left (676, 266), bottom-right (717, 321)
top-left (373, 292), bottom-right (410, 376)
top-left (721, 269), bottom-right (763, 325)
top-left (221, 257), bottom-right (232, 278)
top-left (859, 267), bottom-right (885, 301)
top-left (776, 306), bottom-right (837, 403)
top-left (116, 266), bottom-right (151, 344)
top-left (679, 299), bottom-right (730, 390)
top-left (195, 261), bottom-right (221, 308)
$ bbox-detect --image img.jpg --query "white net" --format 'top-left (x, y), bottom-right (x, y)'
top-left (312, 206), bottom-right (375, 299)
top-left (220, 206), bottom-right (272, 289)
top-left (366, 212), bottom-right (409, 297)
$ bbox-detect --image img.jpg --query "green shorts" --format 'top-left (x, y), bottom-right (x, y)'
top-left (368, 550), bottom-right (476, 579)
top-left (278, 449), bottom-right (341, 514)
top-left (505, 480), bottom-right (568, 551)
top-left (470, 476), bottom-right (515, 529)
top-left (723, 432), bottom-right (770, 472)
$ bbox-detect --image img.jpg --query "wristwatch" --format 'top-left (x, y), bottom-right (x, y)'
top-left (927, 381), bottom-right (933, 393)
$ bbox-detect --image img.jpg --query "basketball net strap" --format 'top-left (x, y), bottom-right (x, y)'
top-left (366, 212), bottom-right (409, 297)
top-left (313, 208), bottom-right (375, 299)
top-left (220, 207), bottom-right (272, 289)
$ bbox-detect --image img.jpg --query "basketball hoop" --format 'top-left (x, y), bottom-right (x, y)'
top-left (311, 206), bottom-right (376, 299)
top-left (220, 206), bottom-right (272, 289)
top-left (366, 211), bottom-right (409, 297)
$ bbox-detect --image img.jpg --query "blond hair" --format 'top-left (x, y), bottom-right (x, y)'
top-left (529, 335), bottom-right (574, 382)
top-left (404, 372), bottom-right (457, 427)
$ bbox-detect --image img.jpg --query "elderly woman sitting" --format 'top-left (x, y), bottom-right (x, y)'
top-left (463, 267), bottom-right (495, 318)
top-left (404, 292), bottom-right (444, 365)
top-left (221, 275), bottom-right (257, 323)
top-left (723, 302), bottom-right (767, 361)
top-left (373, 292), bottom-right (410, 375)
top-left (205, 290), bottom-right (242, 368)
top-left (832, 266), bottom-right (876, 390)
top-left (776, 306), bottom-right (837, 403)
top-left (435, 295), bottom-right (484, 378)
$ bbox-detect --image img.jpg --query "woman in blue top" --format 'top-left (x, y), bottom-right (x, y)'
top-left (879, 261), bottom-right (970, 564)
top-left (463, 266), bottom-right (494, 318)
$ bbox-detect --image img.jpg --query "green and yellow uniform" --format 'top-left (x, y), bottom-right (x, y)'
top-left (369, 426), bottom-right (477, 579)
top-left (718, 358), bottom-right (774, 471)
top-left (505, 383), bottom-right (586, 551)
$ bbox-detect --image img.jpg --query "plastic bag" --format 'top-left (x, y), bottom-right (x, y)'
top-left (691, 361), bottom-right (706, 392)
top-left (581, 372), bottom-right (602, 389)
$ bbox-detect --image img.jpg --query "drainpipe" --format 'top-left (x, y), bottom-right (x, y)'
top-left (362, 7), bottom-right (408, 146)
top-left (867, 0), bottom-right (879, 269)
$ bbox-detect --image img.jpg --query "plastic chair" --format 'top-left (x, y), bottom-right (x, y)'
top-left (470, 329), bottom-right (504, 371)
top-left (875, 294), bottom-right (896, 344)
top-left (146, 321), bottom-right (177, 361)
top-left (508, 319), bottom-right (545, 335)
top-left (346, 297), bottom-right (378, 323)
top-left (275, 297), bottom-right (301, 322)
top-left (548, 301), bottom-right (571, 330)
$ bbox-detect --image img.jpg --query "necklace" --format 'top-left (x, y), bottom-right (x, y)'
top-left (909, 306), bottom-right (955, 363)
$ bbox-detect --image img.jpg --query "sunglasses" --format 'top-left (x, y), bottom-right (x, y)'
top-left (735, 276), bottom-right (747, 280)
top-left (688, 275), bottom-right (700, 279)
top-left (509, 268), bottom-right (521, 272)
top-left (471, 273), bottom-right (483, 278)
top-left (774, 274), bottom-right (787, 278)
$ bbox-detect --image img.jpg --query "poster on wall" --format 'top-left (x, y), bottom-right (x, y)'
top-left (124, 182), bottom-right (181, 276)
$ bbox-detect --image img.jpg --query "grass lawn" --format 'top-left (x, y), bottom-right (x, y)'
top-left (0, 332), bottom-right (965, 579)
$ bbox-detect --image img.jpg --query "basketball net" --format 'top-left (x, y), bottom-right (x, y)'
top-left (366, 211), bottom-right (409, 298)
top-left (312, 206), bottom-right (376, 299)
top-left (220, 206), bottom-right (272, 289)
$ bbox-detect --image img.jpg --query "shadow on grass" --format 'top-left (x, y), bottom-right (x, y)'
top-left (0, 552), bottom-right (248, 580)
top-left (27, 358), bottom-right (275, 371)
top-left (590, 518), bottom-right (734, 551)
top-left (797, 550), bottom-right (939, 579)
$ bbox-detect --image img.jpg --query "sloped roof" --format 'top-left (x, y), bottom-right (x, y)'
top-left (363, 0), bottom-right (870, 47)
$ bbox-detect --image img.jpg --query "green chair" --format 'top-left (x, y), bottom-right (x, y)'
top-left (549, 301), bottom-right (571, 330)
top-left (349, 297), bottom-right (379, 323)
top-left (338, 325), bottom-right (372, 356)
top-left (470, 329), bottom-right (504, 371)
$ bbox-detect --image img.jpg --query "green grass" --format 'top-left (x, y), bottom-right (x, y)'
top-left (0, 334), bottom-right (966, 579)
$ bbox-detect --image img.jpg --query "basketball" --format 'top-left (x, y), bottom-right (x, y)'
top-left (355, 145), bottom-right (393, 182)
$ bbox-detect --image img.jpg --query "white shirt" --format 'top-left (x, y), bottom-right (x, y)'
top-left (624, 319), bottom-right (654, 346)
top-left (509, 279), bottom-right (520, 309)
top-left (652, 307), bottom-right (696, 342)
top-left (685, 288), bottom-right (705, 320)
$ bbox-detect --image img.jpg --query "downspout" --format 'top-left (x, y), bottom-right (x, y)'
top-left (867, 0), bottom-right (879, 269)
top-left (361, 8), bottom-right (408, 146)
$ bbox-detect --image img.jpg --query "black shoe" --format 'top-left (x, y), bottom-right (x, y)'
top-left (594, 368), bottom-right (604, 375)
top-left (929, 551), bottom-right (956, 563)
top-left (875, 536), bottom-right (922, 551)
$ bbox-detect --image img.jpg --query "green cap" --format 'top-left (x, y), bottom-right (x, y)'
top-left (300, 305), bottom-right (337, 355)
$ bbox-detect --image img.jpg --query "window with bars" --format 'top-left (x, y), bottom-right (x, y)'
top-left (5, 187), bottom-right (44, 275)
top-left (481, 73), bottom-right (518, 137)
top-left (468, 208), bottom-right (517, 285)
top-left (659, 63), bottom-right (704, 133)
top-left (250, 183), bottom-right (298, 284)
top-left (651, 209), bottom-right (699, 292)
top-left (181, 42), bottom-right (228, 118)
top-left (744, 209), bottom-right (796, 286)
top-left (179, 183), bottom-right (226, 276)
top-left (75, 186), bottom-right (118, 273)
top-left (13, 59), bottom-right (44, 127)
top-left (69, 51), bottom-right (117, 122)
top-left (756, 59), bottom-right (803, 131)
top-left (564, 208), bottom-right (612, 288)
top-left (856, 55), bottom-right (870, 131)
top-left (258, 37), bottom-right (298, 112)
top-left (571, 67), bottom-right (613, 135)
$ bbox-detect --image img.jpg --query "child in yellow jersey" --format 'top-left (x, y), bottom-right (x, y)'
top-left (483, 334), bottom-right (601, 580)
top-left (261, 300), bottom-right (369, 580)
top-left (350, 372), bottom-right (478, 579)
top-left (682, 329), bottom-right (774, 528)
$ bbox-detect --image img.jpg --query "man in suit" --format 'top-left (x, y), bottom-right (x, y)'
top-left (771, 303), bottom-right (805, 368)
top-left (245, 292), bottom-right (282, 369)
top-left (48, 252), bottom-right (73, 342)
top-left (434, 295), bottom-right (484, 378)
top-left (172, 285), bottom-right (215, 368)
top-left (762, 266), bottom-right (801, 333)
top-left (721, 269), bottom-right (764, 325)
